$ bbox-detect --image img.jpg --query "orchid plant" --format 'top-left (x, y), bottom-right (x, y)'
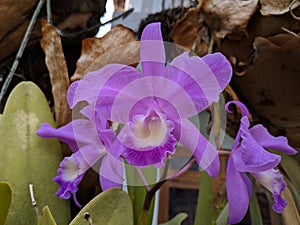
top-left (36, 22), bottom-right (297, 224)
top-left (1, 22), bottom-right (298, 225)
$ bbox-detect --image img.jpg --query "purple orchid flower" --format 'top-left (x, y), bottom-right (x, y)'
top-left (225, 101), bottom-right (297, 224)
top-left (36, 105), bottom-right (123, 204)
top-left (68, 22), bottom-right (232, 177)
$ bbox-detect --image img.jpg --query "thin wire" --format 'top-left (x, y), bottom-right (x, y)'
top-left (0, 2), bottom-right (132, 104)
top-left (281, 27), bottom-right (300, 38)
top-left (46, 0), bottom-right (52, 24)
top-left (55, 8), bottom-right (134, 38)
top-left (0, 0), bottom-right (45, 104)
top-left (289, 0), bottom-right (300, 20)
top-left (162, 0), bottom-right (165, 10)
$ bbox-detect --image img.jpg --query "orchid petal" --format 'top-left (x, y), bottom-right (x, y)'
top-left (249, 124), bottom-right (297, 155)
top-left (252, 169), bottom-right (287, 213)
top-left (226, 157), bottom-right (250, 224)
top-left (121, 143), bottom-right (175, 167)
top-left (177, 119), bottom-right (220, 177)
top-left (233, 117), bottom-right (281, 173)
top-left (99, 76), bottom-right (199, 123)
top-left (99, 154), bottom-right (123, 190)
top-left (140, 22), bottom-right (165, 76)
top-left (53, 155), bottom-right (85, 199)
top-left (69, 64), bottom-right (132, 108)
top-left (53, 143), bottom-right (105, 199)
top-left (67, 80), bottom-right (79, 108)
top-left (225, 101), bottom-right (250, 117)
top-left (165, 52), bottom-right (232, 112)
top-left (37, 119), bottom-right (105, 152)
top-left (36, 122), bottom-right (79, 152)
top-left (202, 53), bottom-right (233, 90)
top-left (80, 105), bottom-right (116, 149)
top-left (118, 111), bottom-right (177, 166)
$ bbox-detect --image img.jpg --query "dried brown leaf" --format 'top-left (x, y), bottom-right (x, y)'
top-left (0, 0), bottom-right (40, 61)
top-left (201, 0), bottom-right (259, 39)
top-left (282, 187), bottom-right (300, 225)
top-left (56, 12), bottom-right (93, 31)
top-left (170, 9), bottom-right (203, 51)
top-left (71, 25), bottom-right (136, 81)
top-left (260, 0), bottom-right (300, 16)
top-left (41, 19), bottom-right (71, 128)
top-left (78, 41), bottom-right (140, 79)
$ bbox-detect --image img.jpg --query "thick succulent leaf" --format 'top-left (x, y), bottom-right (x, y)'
top-left (69, 188), bottom-right (133, 225)
top-left (0, 182), bottom-right (12, 225)
top-left (38, 206), bottom-right (57, 225)
top-left (0, 82), bottom-right (70, 225)
top-left (159, 213), bottom-right (188, 225)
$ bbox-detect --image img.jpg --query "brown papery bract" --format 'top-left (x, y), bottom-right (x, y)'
top-left (260, 0), bottom-right (300, 16)
top-left (41, 19), bottom-right (71, 128)
top-left (70, 25), bottom-right (138, 81)
top-left (201, 0), bottom-right (258, 40)
top-left (170, 9), bottom-right (203, 52)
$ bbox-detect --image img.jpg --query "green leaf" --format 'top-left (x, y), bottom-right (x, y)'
top-left (159, 213), bottom-right (188, 225)
top-left (216, 203), bottom-right (229, 225)
top-left (127, 185), bottom-right (147, 225)
top-left (38, 206), bottom-right (57, 225)
top-left (0, 82), bottom-right (70, 225)
top-left (285, 177), bottom-right (300, 212)
top-left (69, 188), bottom-right (133, 225)
top-left (249, 191), bottom-right (263, 225)
top-left (280, 154), bottom-right (300, 195)
top-left (194, 171), bottom-right (213, 225)
top-left (0, 182), bottom-right (12, 225)
top-left (125, 164), bottom-right (156, 225)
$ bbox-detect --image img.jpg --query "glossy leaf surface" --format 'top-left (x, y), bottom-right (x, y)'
top-left (0, 182), bottom-right (12, 225)
top-left (69, 188), bottom-right (133, 225)
top-left (0, 82), bottom-right (70, 225)
top-left (38, 206), bottom-right (57, 225)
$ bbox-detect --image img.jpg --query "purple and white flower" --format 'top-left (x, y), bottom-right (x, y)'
top-left (36, 108), bottom-right (123, 203)
top-left (68, 22), bottom-right (232, 177)
top-left (37, 22), bottom-right (233, 201)
top-left (225, 101), bottom-right (297, 224)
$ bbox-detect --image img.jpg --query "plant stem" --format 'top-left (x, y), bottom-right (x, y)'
top-left (137, 160), bottom-right (171, 225)
top-left (143, 179), bottom-right (166, 212)
top-left (0, 0), bottom-right (45, 104)
top-left (194, 171), bottom-right (213, 225)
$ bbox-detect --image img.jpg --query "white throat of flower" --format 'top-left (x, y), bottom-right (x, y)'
top-left (130, 110), bottom-right (168, 149)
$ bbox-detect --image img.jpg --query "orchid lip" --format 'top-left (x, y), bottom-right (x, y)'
top-left (60, 157), bottom-right (82, 181)
top-left (129, 110), bottom-right (170, 150)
